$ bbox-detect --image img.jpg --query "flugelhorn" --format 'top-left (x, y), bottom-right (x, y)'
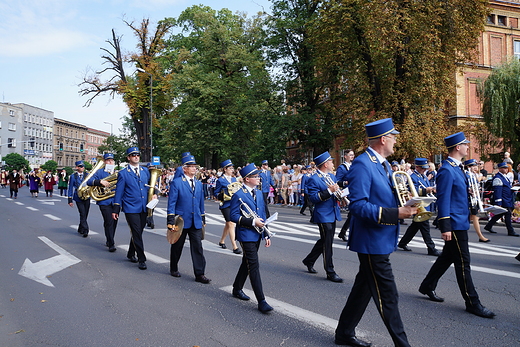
top-left (466, 169), bottom-right (485, 213)
top-left (238, 197), bottom-right (275, 238)
top-left (323, 174), bottom-right (348, 203)
top-left (392, 171), bottom-right (433, 222)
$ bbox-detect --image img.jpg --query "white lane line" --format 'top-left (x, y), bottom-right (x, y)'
top-left (69, 225), bottom-right (99, 235)
top-left (6, 198), bottom-right (13, 201)
top-left (469, 265), bottom-right (520, 279)
top-left (116, 244), bottom-right (169, 264)
top-left (26, 206), bottom-right (38, 211)
top-left (0, 194), bottom-right (5, 197)
top-left (15, 202), bottom-right (24, 205)
top-left (44, 214), bottom-right (62, 221)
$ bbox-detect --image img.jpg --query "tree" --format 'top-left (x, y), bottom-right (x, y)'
top-left (79, 18), bottom-right (175, 162)
top-left (97, 116), bottom-right (137, 165)
top-left (478, 58), bottom-right (520, 163)
top-left (40, 160), bottom-right (58, 172)
top-left (310, 0), bottom-right (489, 159)
top-left (158, 5), bottom-right (286, 168)
top-left (2, 153), bottom-right (30, 172)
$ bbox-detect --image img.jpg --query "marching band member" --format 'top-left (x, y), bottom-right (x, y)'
top-left (398, 158), bottom-right (440, 256)
top-left (215, 159), bottom-right (242, 254)
top-left (87, 153), bottom-right (118, 252)
top-left (464, 159), bottom-right (489, 242)
top-left (335, 118), bottom-right (414, 347)
top-left (336, 149), bottom-right (354, 242)
top-left (167, 154), bottom-right (210, 283)
top-left (484, 162), bottom-right (519, 237)
top-left (259, 160), bottom-right (276, 218)
top-left (419, 132), bottom-right (495, 318)
top-left (230, 163), bottom-right (273, 313)
top-left (299, 165), bottom-right (314, 217)
top-left (302, 151), bottom-right (343, 283)
top-left (112, 147), bottom-right (156, 270)
top-left (68, 160), bottom-right (90, 237)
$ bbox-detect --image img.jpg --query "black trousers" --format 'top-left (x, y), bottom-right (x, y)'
top-left (76, 199), bottom-right (90, 235)
top-left (10, 188), bottom-right (18, 198)
top-left (338, 212), bottom-right (352, 238)
top-left (336, 253), bottom-right (410, 347)
top-left (262, 192), bottom-right (271, 218)
top-left (485, 207), bottom-right (515, 234)
top-left (233, 240), bottom-right (264, 301)
top-left (419, 230), bottom-right (480, 307)
top-left (398, 220), bottom-right (436, 251)
top-left (125, 212), bottom-right (147, 262)
top-left (99, 205), bottom-right (117, 247)
top-left (303, 222), bottom-right (336, 274)
top-left (170, 226), bottom-right (206, 276)
top-left (299, 195), bottom-right (314, 215)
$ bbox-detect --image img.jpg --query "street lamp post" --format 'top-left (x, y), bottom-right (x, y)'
top-left (136, 68), bottom-right (153, 161)
top-left (103, 121), bottom-right (113, 135)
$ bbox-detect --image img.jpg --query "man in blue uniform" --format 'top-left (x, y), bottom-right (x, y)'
top-left (335, 118), bottom-right (416, 347)
top-left (68, 160), bottom-right (90, 237)
top-left (419, 132), bottom-right (495, 318)
top-left (484, 162), bottom-right (519, 236)
top-left (167, 154), bottom-right (210, 283)
top-left (230, 163), bottom-right (273, 313)
top-left (87, 153), bottom-right (118, 251)
top-left (336, 149), bottom-right (354, 242)
top-left (398, 158), bottom-right (440, 256)
top-left (299, 165), bottom-right (314, 217)
top-left (302, 151), bottom-right (343, 283)
top-left (259, 160), bottom-right (276, 218)
top-left (113, 147), bottom-right (156, 270)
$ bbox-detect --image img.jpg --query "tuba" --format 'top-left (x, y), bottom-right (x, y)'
top-left (392, 171), bottom-right (433, 222)
top-left (147, 169), bottom-right (162, 217)
top-left (77, 156), bottom-right (104, 200)
top-left (90, 171), bottom-right (118, 201)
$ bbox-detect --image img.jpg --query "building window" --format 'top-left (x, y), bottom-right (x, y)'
top-left (0, 121), bottom-right (2, 128)
top-left (498, 15), bottom-right (507, 26)
top-left (9, 110), bottom-right (14, 116)
top-left (8, 122), bottom-right (16, 131)
top-left (7, 138), bottom-right (16, 148)
top-left (514, 41), bottom-right (520, 60)
top-left (487, 14), bottom-right (495, 25)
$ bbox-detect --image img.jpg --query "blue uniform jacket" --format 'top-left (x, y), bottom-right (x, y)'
top-left (335, 163), bottom-right (350, 188)
top-left (436, 158), bottom-right (470, 233)
top-left (167, 175), bottom-right (205, 229)
top-left (114, 165), bottom-right (150, 214)
top-left (259, 169), bottom-right (276, 194)
top-left (86, 169), bottom-right (114, 206)
top-left (230, 185), bottom-right (268, 242)
top-left (347, 148), bottom-right (400, 255)
top-left (410, 170), bottom-right (432, 212)
top-left (307, 171), bottom-right (341, 223)
top-left (491, 172), bottom-right (514, 208)
top-left (214, 176), bottom-right (237, 209)
top-left (68, 171), bottom-right (89, 202)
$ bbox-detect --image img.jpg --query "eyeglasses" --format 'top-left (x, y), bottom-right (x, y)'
top-left (77, 165), bottom-right (84, 168)
top-left (130, 153), bottom-right (140, 157)
top-left (248, 175), bottom-right (260, 178)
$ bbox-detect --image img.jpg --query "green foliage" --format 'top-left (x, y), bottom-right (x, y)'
top-left (2, 153), bottom-right (30, 172)
top-left (40, 160), bottom-right (58, 172)
top-left (63, 167), bottom-right (74, 176)
top-left (158, 5), bottom-right (286, 168)
top-left (478, 58), bottom-right (520, 162)
top-left (98, 125), bottom-right (137, 165)
top-left (310, 0), bottom-right (488, 158)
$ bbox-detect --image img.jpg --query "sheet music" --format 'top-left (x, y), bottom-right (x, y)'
top-left (403, 196), bottom-right (437, 207)
top-left (265, 212), bottom-right (278, 226)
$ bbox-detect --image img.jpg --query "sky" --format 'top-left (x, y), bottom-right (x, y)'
top-left (0, 0), bottom-right (272, 135)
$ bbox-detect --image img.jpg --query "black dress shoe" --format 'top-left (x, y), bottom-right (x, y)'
top-left (327, 273), bottom-right (343, 283)
top-left (427, 249), bottom-right (441, 256)
top-left (338, 234), bottom-right (348, 242)
top-left (82, 233), bottom-right (88, 238)
top-left (258, 300), bottom-right (273, 313)
top-left (485, 228), bottom-right (497, 233)
top-left (218, 242), bottom-right (227, 249)
top-left (170, 271), bottom-right (181, 277)
top-left (302, 260), bottom-right (317, 274)
top-left (127, 256), bottom-right (138, 263)
top-left (233, 248), bottom-right (242, 254)
top-left (419, 289), bottom-right (444, 302)
top-left (334, 336), bottom-right (372, 346)
top-left (478, 239), bottom-right (490, 243)
top-left (232, 289), bottom-right (250, 301)
top-left (398, 245), bottom-right (412, 251)
top-left (300, 212), bottom-right (306, 216)
top-left (508, 232), bottom-right (519, 237)
top-left (195, 275), bottom-right (211, 284)
top-left (138, 262), bottom-right (147, 270)
top-left (108, 246), bottom-right (116, 252)
top-left (466, 303), bottom-right (496, 318)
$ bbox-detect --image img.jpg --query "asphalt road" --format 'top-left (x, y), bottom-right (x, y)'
top-left (0, 187), bottom-right (519, 347)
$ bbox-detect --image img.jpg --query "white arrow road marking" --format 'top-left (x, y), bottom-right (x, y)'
top-left (44, 214), bottom-right (62, 221)
top-left (69, 225), bottom-right (99, 235)
top-left (26, 206), bottom-right (38, 211)
top-left (18, 236), bottom-right (81, 287)
top-left (39, 199), bottom-right (62, 205)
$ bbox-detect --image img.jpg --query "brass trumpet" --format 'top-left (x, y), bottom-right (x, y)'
top-left (238, 197), bottom-right (275, 238)
top-left (392, 171), bottom-right (433, 222)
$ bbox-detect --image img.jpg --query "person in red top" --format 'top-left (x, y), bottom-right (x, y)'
top-left (43, 171), bottom-right (56, 197)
